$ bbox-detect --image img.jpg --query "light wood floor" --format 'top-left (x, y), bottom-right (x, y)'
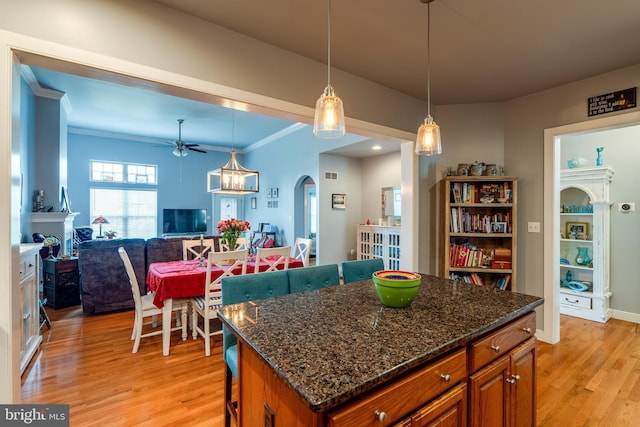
top-left (22, 307), bottom-right (640, 426)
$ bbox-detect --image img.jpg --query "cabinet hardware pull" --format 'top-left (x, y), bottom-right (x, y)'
top-left (566, 298), bottom-right (579, 304)
top-left (491, 345), bottom-right (501, 352)
top-left (522, 327), bottom-right (532, 334)
top-left (440, 374), bottom-right (451, 382)
top-left (374, 410), bottom-right (387, 422)
top-left (506, 374), bottom-right (521, 384)
top-left (23, 313), bottom-right (31, 320)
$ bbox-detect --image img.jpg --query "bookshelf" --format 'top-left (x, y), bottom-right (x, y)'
top-left (441, 176), bottom-right (518, 290)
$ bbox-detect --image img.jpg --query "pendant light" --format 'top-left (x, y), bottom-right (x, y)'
top-left (207, 110), bottom-right (259, 194)
top-left (313, 0), bottom-right (345, 139)
top-left (415, 0), bottom-right (442, 156)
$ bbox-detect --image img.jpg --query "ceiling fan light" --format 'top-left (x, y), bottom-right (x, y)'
top-left (173, 147), bottom-right (187, 157)
top-left (415, 115), bottom-right (442, 156)
top-left (314, 84), bottom-right (345, 139)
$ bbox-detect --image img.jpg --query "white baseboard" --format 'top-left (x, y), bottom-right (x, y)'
top-left (611, 309), bottom-right (640, 324)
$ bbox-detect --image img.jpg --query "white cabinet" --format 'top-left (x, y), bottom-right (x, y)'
top-left (559, 166), bottom-right (614, 323)
top-left (356, 225), bottom-right (400, 270)
top-left (19, 244), bottom-right (42, 375)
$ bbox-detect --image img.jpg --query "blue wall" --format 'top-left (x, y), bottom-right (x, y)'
top-left (67, 132), bottom-right (232, 236)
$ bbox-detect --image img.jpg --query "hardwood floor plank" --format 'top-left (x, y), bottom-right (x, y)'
top-left (23, 307), bottom-right (639, 426)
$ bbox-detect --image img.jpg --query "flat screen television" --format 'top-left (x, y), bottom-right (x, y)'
top-left (162, 208), bottom-right (207, 235)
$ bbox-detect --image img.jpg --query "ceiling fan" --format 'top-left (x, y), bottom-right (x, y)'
top-left (170, 119), bottom-right (206, 157)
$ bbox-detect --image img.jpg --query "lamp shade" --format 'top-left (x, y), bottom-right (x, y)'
top-left (313, 85), bottom-right (345, 139)
top-left (92, 216), bottom-right (109, 225)
top-left (415, 115), bottom-right (442, 156)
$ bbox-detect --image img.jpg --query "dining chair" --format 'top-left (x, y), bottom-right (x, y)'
top-left (191, 249), bottom-right (248, 356)
top-left (182, 238), bottom-right (214, 260)
top-left (288, 263), bottom-right (340, 293)
top-left (219, 237), bottom-right (247, 252)
top-left (254, 245), bottom-right (291, 273)
top-left (118, 247), bottom-right (188, 354)
top-left (291, 237), bottom-right (312, 267)
top-left (341, 258), bottom-right (385, 284)
top-left (220, 269), bottom-right (290, 427)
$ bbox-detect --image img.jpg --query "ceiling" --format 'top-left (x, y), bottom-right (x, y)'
top-left (28, 0), bottom-right (640, 158)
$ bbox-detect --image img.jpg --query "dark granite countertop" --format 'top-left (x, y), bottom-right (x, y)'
top-left (218, 274), bottom-right (543, 413)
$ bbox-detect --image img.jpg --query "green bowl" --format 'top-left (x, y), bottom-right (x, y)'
top-left (372, 270), bottom-right (421, 307)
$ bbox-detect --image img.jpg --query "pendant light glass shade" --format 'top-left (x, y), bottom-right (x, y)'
top-left (207, 150), bottom-right (259, 194)
top-left (313, 0), bottom-right (345, 139)
top-left (415, 115), bottom-right (442, 156)
top-left (415, 0), bottom-right (442, 156)
top-left (313, 84), bottom-right (345, 138)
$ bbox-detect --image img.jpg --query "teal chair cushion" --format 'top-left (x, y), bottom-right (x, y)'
top-left (288, 264), bottom-right (340, 293)
top-left (225, 344), bottom-right (238, 379)
top-left (220, 270), bottom-right (290, 369)
top-left (341, 258), bottom-right (385, 284)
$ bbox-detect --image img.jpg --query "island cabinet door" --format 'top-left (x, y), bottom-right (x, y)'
top-left (468, 355), bottom-right (510, 427)
top-left (509, 338), bottom-right (536, 427)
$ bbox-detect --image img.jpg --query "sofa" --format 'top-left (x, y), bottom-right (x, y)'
top-left (79, 235), bottom-right (221, 314)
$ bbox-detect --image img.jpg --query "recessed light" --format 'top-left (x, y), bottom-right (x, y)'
top-left (372, 145), bottom-right (382, 150)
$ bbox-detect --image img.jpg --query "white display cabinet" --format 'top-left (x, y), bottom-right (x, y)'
top-left (559, 166), bottom-right (614, 323)
top-left (356, 225), bottom-right (400, 270)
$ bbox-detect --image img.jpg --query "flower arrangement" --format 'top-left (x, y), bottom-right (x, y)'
top-left (217, 218), bottom-right (250, 250)
top-left (104, 230), bottom-right (117, 239)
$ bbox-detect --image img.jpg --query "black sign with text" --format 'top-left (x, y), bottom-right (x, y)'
top-left (588, 87), bottom-right (636, 117)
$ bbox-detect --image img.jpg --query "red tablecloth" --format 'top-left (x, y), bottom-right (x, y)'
top-left (146, 257), bottom-right (303, 308)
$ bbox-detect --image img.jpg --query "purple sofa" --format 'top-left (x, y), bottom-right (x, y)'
top-left (78, 236), bottom-right (221, 314)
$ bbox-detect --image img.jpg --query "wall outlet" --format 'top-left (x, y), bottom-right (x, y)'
top-left (618, 202), bottom-right (635, 212)
top-left (527, 222), bottom-right (541, 233)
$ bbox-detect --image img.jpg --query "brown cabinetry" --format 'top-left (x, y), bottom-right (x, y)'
top-left (43, 257), bottom-right (80, 309)
top-left (469, 332), bottom-right (536, 427)
top-left (441, 176), bottom-right (518, 289)
top-left (396, 383), bottom-right (467, 427)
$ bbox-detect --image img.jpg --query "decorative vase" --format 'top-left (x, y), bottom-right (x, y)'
top-left (226, 237), bottom-right (237, 251)
top-left (575, 247), bottom-right (591, 266)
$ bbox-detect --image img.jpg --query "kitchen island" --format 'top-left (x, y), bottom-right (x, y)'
top-left (218, 274), bottom-right (544, 426)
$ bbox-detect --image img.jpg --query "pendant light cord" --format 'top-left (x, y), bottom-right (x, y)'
top-left (327, 0), bottom-right (332, 87)
top-left (427, 1), bottom-right (432, 117)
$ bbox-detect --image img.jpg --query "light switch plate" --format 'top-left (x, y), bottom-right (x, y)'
top-left (527, 222), bottom-right (541, 233)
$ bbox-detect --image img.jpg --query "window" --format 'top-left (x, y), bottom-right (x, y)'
top-left (91, 161), bottom-right (156, 184)
top-left (90, 188), bottom-right (157, 238)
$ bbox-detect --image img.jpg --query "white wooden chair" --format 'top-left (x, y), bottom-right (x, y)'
top-left (219, 237), bottom-right (247, 252)
top-left (118, 247), bottom-right (188, 354)
top-left (182, 238), bottom-right (214, 260)
top-left (291, 237), bottom-right (312, 267)
top-left (254, 246), bottom-right (291, 273)
top-left (191, 249), bottom-right (248, 356)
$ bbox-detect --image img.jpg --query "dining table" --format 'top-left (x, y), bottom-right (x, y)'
top-left (146, 255), bottom-right (304, 356)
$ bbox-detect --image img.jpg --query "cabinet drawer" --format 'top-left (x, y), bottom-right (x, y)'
top-left (19, 255), bottom-right (36, 280)
top-left (560, 293), bottom-right (592, 309)
top-left (470, 312), bottom-right (535, 372)
top-left (327, 349), bottom-right (467, 426)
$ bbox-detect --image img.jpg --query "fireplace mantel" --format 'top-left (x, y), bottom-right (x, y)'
top-left (31, 212), bottom-right (79, 256)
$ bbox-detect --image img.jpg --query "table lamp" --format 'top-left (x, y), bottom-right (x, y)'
top-left (92, 216), bottom-right (109, 238)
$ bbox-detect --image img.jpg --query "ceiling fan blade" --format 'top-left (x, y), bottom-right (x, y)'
top-left (184, 143), bottom-right (199, 147)
top-left (188, 147), bottom-right (207, 154)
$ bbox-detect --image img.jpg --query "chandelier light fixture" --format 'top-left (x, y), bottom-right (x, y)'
top-left (313, 0), bottom-right (345, 139)
top-left (415, 0), bottom-right (442, 156)
top-left (207, 110), bottom-right (259, 194)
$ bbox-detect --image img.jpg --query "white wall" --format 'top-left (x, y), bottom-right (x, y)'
top-left (360, 152), bottom-right (402, 223)
top-left (561, 126), bottom-right (640, 315)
